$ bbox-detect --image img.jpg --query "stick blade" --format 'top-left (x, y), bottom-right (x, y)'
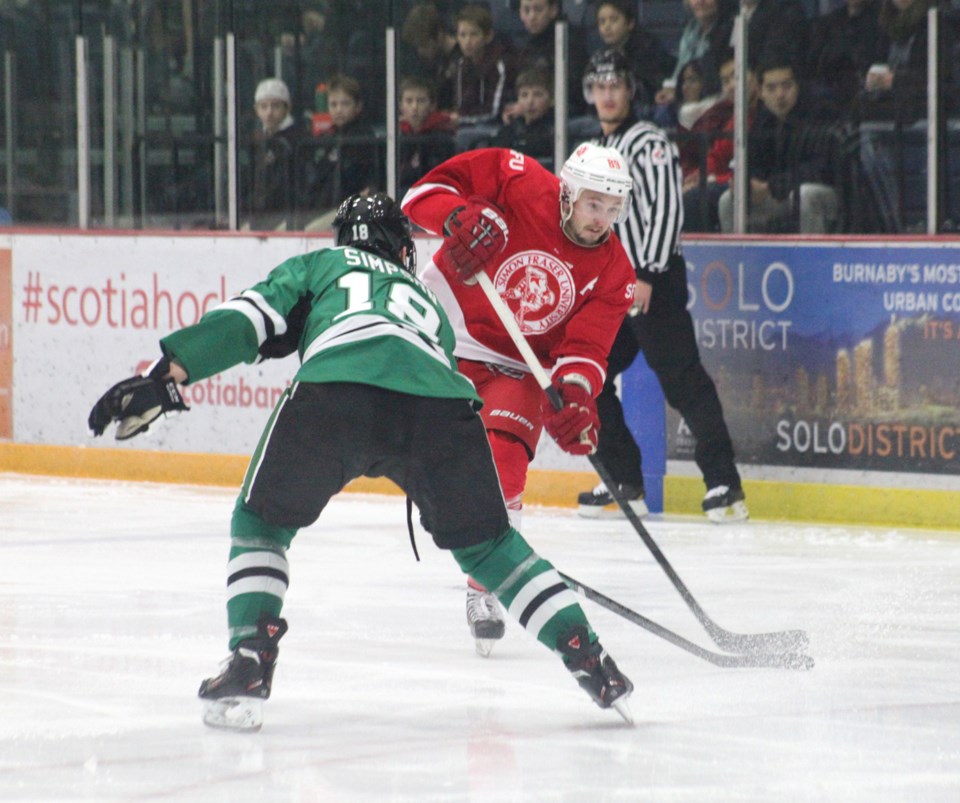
top-left (776, 652), bottom-right (815, 671)
top-left (714, 628), bottom-right (809, 656)
top-left (737, 652), bottom-right (815, 670)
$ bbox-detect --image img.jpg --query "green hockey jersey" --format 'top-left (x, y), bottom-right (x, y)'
top-left (160, 245), bottom-right (480, 404)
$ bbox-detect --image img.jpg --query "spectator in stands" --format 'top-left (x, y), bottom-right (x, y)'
top-left (806, 0), bottom-right (888, 114)
top-left (340, 1), bottom-right (390, 125)
top-left (718, 59), bottom-right (841, 233)
top-left (684, 51), bottom-right (760, 231)
top-left (448, 3), bottom-right (513, 127)
top-left (398, 75), bottom-right (457, 198)
top-left (490, 0), bottom-right (529, 43)
top-left (400, 2), bottom-right (460, 112)
top-left (592, 0), bottom-right (676, 114)
top-left (246, 78), bottom-right (310, 230)
top-left (857, 0), bottom-right (935, 124)
top-left (287, 1), bottom-right (339, 118)
top-left (658, 0), bottom-right (736, 106)
top-left (307, 75), bottom-right (378, 214)
top-left (654, 57), bottom-right (718, 131)
top-left (853, 0), bottom-right (959, 231)
top-left (490, 67), bottom-right (556, 165)
top-left (278, 0), bottom-right (339, 119)
top-left (738, 0), bottom-right (810, 75)
top-left (509, 0), bottom-right (590, 117)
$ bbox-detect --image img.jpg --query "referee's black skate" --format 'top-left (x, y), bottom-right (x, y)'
top-left (558, 626), bottom-right (634, 724)
top-left (198, 616), bottom-right (288, 731)
top-left (577, 482), bottom-right (648, 519)
top-left (702, 485), bottom-right (749, 523)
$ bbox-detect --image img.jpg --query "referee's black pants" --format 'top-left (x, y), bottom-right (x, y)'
top-left (595, 254), bottom-right (742, 493)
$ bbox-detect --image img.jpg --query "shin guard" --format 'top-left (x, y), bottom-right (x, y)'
top-left (453, 528), bottom-right (594, 651)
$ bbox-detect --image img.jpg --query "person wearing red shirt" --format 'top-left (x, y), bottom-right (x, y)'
top-left (397, 75), bottom-right (457, 199)
top-left (401, 144), bottom-right (636, 656)
top-left (683, 50), bottom-right (760, 232)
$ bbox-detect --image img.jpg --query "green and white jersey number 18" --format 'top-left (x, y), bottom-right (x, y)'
top-left (333, 270), bottom-right (443, 346)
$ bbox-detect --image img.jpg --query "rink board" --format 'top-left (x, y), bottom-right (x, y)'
top-left (1, 230), bottom-right (958, 530)
top-left (1, 442), bottom-right (956, 531)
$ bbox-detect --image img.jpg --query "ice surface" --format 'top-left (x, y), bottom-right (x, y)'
top-left (1, 474), bottom-right (958, 802)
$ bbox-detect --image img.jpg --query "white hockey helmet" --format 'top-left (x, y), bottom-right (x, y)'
top-left (560, 142), bottom-right (633, 224)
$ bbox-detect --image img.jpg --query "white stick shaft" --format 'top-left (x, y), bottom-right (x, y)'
top-left (475, 272), bottom-right (552, 391)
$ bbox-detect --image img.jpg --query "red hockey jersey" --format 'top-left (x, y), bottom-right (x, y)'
top-left (401, 148), bottom-right (635, 394)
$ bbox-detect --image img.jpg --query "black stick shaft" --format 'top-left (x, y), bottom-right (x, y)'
top-left (550, 358), bottom-right (805, 653)
top-left (585, 454), bottom-right (808, 655)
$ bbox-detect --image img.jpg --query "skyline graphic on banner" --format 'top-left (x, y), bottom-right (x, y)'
top-left (677, 244), bottom-right (960, 474)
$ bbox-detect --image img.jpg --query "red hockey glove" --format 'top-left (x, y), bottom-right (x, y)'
top-left (439, 197), bottom-right (509, 284)
top-left (542, 381), bottom-right (599, 456)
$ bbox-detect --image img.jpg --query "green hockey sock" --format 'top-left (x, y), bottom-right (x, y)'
top-left (452, 528), bottom-right (595, 652)
top-left (225, 500), bottom-right (296, 649)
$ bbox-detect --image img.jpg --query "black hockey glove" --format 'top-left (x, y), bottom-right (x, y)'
top-left (88, 356), bottom-right (189, 440)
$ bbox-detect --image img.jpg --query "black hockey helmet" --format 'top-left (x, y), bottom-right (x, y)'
top-left (582, 47), bottom-right (636, 102)
top-left (333, 192), bottom-right (417, 274)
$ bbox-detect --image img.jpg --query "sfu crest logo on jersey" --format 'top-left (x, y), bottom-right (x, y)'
top-left (494, 250), bottom-right (575, 334)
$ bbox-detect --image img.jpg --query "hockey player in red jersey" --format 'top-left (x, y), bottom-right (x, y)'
top-left (401, 143), bottom-right (636, 655)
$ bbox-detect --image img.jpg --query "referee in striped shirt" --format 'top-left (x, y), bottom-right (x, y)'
top-left (576, 48), bottom-right (748, 524)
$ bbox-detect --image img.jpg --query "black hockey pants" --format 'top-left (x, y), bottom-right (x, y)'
top-left (595, 255), bottom-right (741, 492)
top-left (242, 382), bottom-right (510, 550)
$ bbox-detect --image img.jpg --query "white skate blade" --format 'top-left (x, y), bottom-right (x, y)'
top-left (474, 638), bottom-right (497, 658)
top-left (201, 697), bottom-right (263, 732)
top-left (611, 694), bottom-right (635, 726)
top-left (705, 500), bottom-right (749, 524)
top-left (578, 503), bottom-right (614, 519)
top-left (578, 499), bottom-right (649, 520)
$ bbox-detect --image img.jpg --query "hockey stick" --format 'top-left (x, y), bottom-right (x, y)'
top-left (560, 571), bottom-right (814, 670)
top-left (475, 271), bottom-right (808, 657)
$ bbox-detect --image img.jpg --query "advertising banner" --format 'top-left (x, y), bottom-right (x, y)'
top-left (11, 233), bottom-right (958, 481)
top-left (11, 235), bottom-right (317, 455)
top-left (679, 242), bottom-right (960, 475)
top-left (0, 247), bottom-right (11, 439)
top-left (6, 233), bottom-right (582, 470)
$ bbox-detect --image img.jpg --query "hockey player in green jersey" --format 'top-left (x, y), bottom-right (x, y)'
top-left (88, 193), bottom-right (633, 730)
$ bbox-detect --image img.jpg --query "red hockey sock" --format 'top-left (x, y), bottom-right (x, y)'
top-left (488, 430), bottom-right (529, 502)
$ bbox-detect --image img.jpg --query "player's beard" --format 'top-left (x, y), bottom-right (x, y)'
top-left (562, 219), bottom-right (608, 248)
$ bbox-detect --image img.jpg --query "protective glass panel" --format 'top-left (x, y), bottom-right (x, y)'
top-left (0, 1), bottom-right (83, 226)
top-left (667, 3), bottom-right (957, 235)
top-left (1, 1), bottom-right (957, 234)
top-left (236, 1), bottom-right (389, 231)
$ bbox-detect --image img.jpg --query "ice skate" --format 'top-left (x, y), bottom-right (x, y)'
top-left (702, 485), bottom-right (749, 524)
top-left (198, 616), bottom-right (288, 731)
top-left (557, 626), bottom-right (634, 724)
top-left (577, 482), bottom-right (648, 519)
top-left (466, 586), bottom-right (505, 657)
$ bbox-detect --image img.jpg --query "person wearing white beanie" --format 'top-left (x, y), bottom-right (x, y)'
top-left (249, 77), bottom-right (307, 228)
top-left (254, 78), bottom-right (294, 136)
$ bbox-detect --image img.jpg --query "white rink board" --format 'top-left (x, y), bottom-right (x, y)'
top-left (8, 232), bottom-right (580, 469)
top-left (14, 233), bottom-right (312, 455)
